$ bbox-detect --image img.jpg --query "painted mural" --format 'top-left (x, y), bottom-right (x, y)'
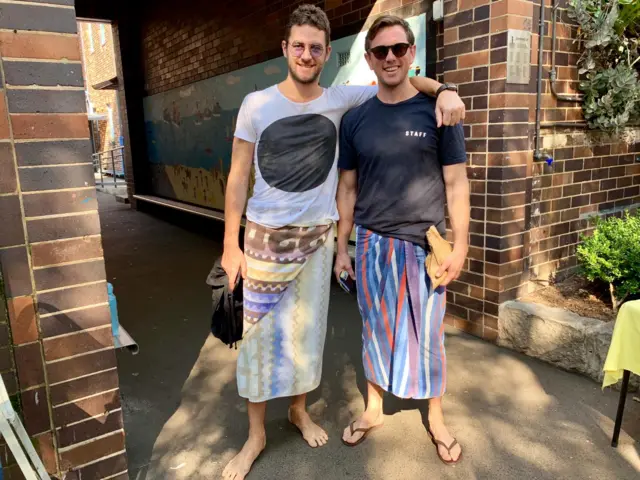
top-left (143, 14), bottom-right (427, 212)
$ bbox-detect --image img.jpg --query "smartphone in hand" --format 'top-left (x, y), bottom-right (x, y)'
top-left (338, 270), bottom-right (355, 294)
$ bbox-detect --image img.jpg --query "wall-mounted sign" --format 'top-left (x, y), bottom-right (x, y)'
top-left (507, 29), bottom-right (531, 85)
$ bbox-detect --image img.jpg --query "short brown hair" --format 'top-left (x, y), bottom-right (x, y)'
top-left (285, 4), bottom-right (331, 46)
top-left (365, 15), bottom-right (415, 51)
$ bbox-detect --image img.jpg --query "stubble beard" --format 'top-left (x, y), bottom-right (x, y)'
top-left (288, 63), bottom-right (322, 85)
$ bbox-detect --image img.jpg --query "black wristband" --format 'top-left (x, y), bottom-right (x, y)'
top-left (436, 83), bottom-right (457, 97)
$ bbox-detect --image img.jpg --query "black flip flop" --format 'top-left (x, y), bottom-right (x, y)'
top-left (428, 429), bottom-right (462, 465)
top-left (341, 421), bottom-right (382, 447)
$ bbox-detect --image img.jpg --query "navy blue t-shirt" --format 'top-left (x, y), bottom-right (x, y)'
top-left (338, 92), bottom-right (467, 249)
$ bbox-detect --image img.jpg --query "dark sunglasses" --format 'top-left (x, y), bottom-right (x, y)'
top-left (369, 42), bottom-right (410, 60)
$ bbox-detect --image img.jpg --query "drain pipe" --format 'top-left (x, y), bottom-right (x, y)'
top-left (550, 0), bottom-right (584, 103)
top-left (533, 0), bottom-right (548, 162)
top-left (534, 0), bottom-right (587, 162)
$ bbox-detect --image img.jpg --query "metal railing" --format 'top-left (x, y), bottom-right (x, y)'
top-left (93, 146), bottom-right (125, 188)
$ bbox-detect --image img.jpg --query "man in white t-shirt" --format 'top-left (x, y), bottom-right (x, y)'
top-left (221, 5), bottom-right (465, 480)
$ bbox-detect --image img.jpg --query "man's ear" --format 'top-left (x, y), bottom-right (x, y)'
top-left (282, 40), bottom-right (288, 58)
top-left (364, 52), bottom-right (374, 71)
top-left (325, 44), bottom-right (332, 62)
top-left (408, 44), bottom-right (417, 63)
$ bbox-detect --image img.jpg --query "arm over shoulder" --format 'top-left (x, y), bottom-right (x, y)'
top-left (332, 85), bottom-right (378, 110)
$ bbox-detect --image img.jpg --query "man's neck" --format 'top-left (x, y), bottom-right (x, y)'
top-left (377, 78), bottom-right (419, 105)
top-left (278, 76), bottom-right (323, 103)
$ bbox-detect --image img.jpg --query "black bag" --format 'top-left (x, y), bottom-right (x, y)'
top-left (206, 257), bottom-right (243, 348)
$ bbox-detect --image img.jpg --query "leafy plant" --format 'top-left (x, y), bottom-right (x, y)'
top-left (569, 0), bottom-right (640, 131)
top-left (618, 0), bottom-right (640, 36)
top-left (580, 63), bottom-right (640, 130)
top-left (574, 0), bottom-right (618, 49)
top-left (576, 211), bottom-right (640, 311)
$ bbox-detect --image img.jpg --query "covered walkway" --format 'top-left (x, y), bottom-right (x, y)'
top-left (98, 193), bottom-right (640, 479)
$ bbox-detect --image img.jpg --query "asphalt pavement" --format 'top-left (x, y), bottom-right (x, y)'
top-left (97, 193), bottom-right (640, 480)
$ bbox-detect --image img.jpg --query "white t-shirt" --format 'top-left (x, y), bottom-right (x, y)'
top-left (234, 84), bottom-right (377, 228)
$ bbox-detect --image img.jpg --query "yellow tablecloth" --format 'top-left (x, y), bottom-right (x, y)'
top-left (603, 299), bottom-right (640, 389)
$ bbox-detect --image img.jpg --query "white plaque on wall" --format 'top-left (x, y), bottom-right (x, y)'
top-left (507, 29), bottom-right (532, 85)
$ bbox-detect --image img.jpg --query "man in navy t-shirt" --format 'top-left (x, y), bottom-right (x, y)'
top-left (334, 15), bottom-right (469, 464)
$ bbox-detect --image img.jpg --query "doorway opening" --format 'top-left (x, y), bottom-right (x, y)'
top-left (78, 19), bottom-right (128, 203)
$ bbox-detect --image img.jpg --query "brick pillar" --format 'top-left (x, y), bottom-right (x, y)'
top-left (0, 1), bottom-right (127, 478)
top-left (439, 0), bottom-right (542, 341)
top-left (439, 0), bottom-right (496, 341)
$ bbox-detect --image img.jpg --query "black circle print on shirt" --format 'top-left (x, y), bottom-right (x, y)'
top-left (257, 114), bottom-right (337, 193)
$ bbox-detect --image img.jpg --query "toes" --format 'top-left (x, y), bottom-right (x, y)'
top-left (453, 445), bottom-right (462, 461)
top-left (307, 429), bottom-right (329, 448)
top-left (437, 444), bottom-right (461, 462)
top-left (342, 432), bottom-right (361, 444)
top-left (440, 447), bottom-right (452, 462)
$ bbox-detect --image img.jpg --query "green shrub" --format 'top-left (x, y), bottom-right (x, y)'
top-left (580, 63), bottom-right (640, 131)
top-left (569, 0), bottom-right (640, 132)
top-left (576, 211), bottom-right (640, 311)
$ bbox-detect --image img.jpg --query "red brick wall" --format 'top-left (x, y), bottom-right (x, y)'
top-left (536, 0), bottom-right (582, 124)
top-left (529, 1), bottom-right (640, 285)
top-left (142, 0), bottom-right (431, 96)
top-left (436, 0), bottom-right (640, 341)
top-left (438, 0), bottom-right (504, 340)
top-left (0, 1), bottom-right (127, 477)
top-left (530, 132), bottom-right (640, 285)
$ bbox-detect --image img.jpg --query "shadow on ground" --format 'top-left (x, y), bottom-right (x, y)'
top-left (97, 193), bottom-right (639, 479)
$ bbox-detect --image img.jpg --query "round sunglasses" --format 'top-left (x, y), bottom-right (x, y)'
top-left (287, 41), bottom-right (325, 59)
top-left (368, 42), bottom-right (411, 60)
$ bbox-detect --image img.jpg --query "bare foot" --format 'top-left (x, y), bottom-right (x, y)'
top-left (341, 410), bottom-right (384, 445)
top-left (222, 432), bottom-right (266, 480)
top-left (288, 407), bottom-right (329, 447)
top-left (428, 420), bottom-right (461, 463)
